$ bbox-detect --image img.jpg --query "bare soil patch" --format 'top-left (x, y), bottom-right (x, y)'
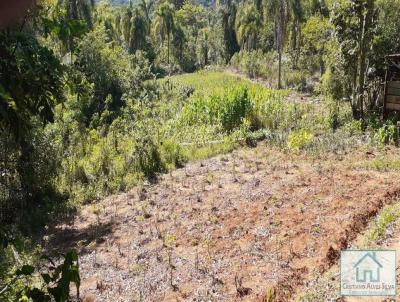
top-left (48, 146), bottom-right (400, 301)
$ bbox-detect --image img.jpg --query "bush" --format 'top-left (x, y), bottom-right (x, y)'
top-left (220, 86), bottom-right (252, 132)
top-left (375, 123), bottom-right (397, 146)
top-left (180, 85), bottom-right (253, 132)
top-left (316, 68), bottom-right (345, 100)
top-left (283, 69), bottom-right (308, 91)
top-left (230, 50), bottom-right (277, 79)
top-left (288, 130), bottom-right (313, 151)
top-left (160, 140), bottom-right (187, 170)
top-left (135, 135), bottom-right (165, 180)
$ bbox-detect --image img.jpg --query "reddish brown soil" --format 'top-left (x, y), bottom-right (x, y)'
top-left (48, 146), bottom-right (400, 302)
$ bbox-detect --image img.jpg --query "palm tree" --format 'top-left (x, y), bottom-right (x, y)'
top-left (139, 0), bottom-right (155, 34)
top-left (154, 2), bottom-right (175, 65)
top-left (64, 0), bottom-right (94, 28)
top-left (218, 0), bottom-right (239, 61)
top-left (289, 0), bottom-right (303, 68)
top-left (264, 0), bottom-right (289, 89)
top-left (129, 9), bottom-right (149, 53)
top-left (235, 3), bottom-right (261, 51)
top-left (119, 3), bottom-right (148, 54)
top-left (172, 25), bottom-right (186, 63)
top-left (198, 27), bottom-right (210, 66)
top-left (121, 3), bottom-right (133, 45)
top-left (54, 0), bottom-right (94, 56)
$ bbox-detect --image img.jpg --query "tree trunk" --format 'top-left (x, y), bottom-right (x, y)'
top-left (351, 66), bottom-right (360, 119)
top-left (319, 55), bottom-right (325, 76)
top-left (16, 139), bottom-right (36, 203)
top-left (167, 31), bottom-right (170, 65)
top-left (355, 7), bottom-right (369, 120)
top-left (276, 2), bottom-right (286, 90)
top-left (293, 20), bottom-right (301, 69)
top-left (291, 21), bottom-right (298, 68)
top-left (352, 0), bottom-right (374, 120)
top-left (358, 44), bottom-right (367, 120)
top-left (278, 49), bottom-right (282, 89)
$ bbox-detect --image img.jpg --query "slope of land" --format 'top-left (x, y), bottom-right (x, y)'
top-left (48, 145), bottom-right (400, 301)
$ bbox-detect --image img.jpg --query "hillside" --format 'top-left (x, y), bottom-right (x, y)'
top-left (46, 71), bottom-right (400, 301)
top-left (3, 0), bottom-right (400, 301)
top-left (49, 142), bottom-right (400, 301)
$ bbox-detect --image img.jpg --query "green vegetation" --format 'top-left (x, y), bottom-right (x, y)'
top-left (2, 0), bottom-right (400, 300)
top-left (164, 70), bottom-right (251, 95)
top-left (365, 204), bottom-right (400, 244)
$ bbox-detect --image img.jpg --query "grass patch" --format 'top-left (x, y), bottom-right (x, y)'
top-left (361, 202), bottom-right (400, 246)
top-left (163, 70), bottom-right (253, 96)
top-left (59, 71), bottom-right (293, 205)
top-left (356, 158), bottom-right (400, 172)
top-left (181, 140), bottom-right (238, 161)
top-left (295, 200), bottom-right (400, 302)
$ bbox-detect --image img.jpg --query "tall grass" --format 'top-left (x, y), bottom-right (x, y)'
top-left (59, 71), bottom-right (358, 204)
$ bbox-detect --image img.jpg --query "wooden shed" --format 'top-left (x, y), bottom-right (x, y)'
top-left (383, 54), bottom-right (400, 115)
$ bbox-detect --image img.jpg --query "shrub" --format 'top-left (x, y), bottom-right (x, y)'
top-left (288, 130), bottom-right (313, 151)
top-left (160, 140), bottom-right (187, 170)
top-left (220, 86), bottom-right (252, 132)
top-left (180, 85), bottom-right (253, 132)
top-left (316, 68), bottom-right (345, 100)
top-left (0, 229), bottom-right (80, 302)
top-left (230, 50), bottom-right (277, 80)
top-left (133, 132), bottom-right (165, 180)
top-left (343, 119), bottom-right (363, 136)
top-left (375, 123), bottom-right (397, 146)
top-left (283, 69), bottom-right (308, 91)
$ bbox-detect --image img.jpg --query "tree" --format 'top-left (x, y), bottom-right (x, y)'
top-left (121, 1), bottom-right (134, 44)
top-left (61, 0), bottom-right (94, 27)
top-left (301, 15), bottom-right (332, 74)
top-left (218, 0), bottom-right (240, 62)
top-left (175, 2), bottom-right (208, 70)
top-left (117, 3), bottom-right (151, 55)
top-left (264, 0), bottom-right (289, 89)
top-left (0, 13), bottom-right (65, 200)
top-left (288, 0), bottom-right (303, 68)
top-left (51, 0), bottom-right (94, 55)
top-left (154, 2), bottom-right (175, 65)
top-left (332, 0), bottom-right (377, 119)
top-left (308, 0), bottom-right (329, 16)
top-left (172, 24), bottom-right (186, 63)
top-left (74, 25), bottom-right (133, 124)
top-left (370, 0), bottom-right (400, 76)
top-left (139, 0), bottom-right (155, 34)
top-left (235, 3), bottom-right (261, 51)
top-left (169, 0), bottom-right (185, 9)
top-left (129, 9), bottom-right (149, 53)
top-left (198, 27), bottom-right (210, 66)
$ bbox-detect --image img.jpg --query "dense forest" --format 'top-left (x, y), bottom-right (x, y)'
top-left (1, 0), bottom-right (400, 300)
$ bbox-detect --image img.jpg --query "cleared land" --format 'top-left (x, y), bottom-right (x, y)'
top-left (48, 145), bottom-right (400, 301)
top-left (45, 72), bottom-right (400, 302)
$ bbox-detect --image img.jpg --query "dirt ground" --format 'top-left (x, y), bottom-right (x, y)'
top-left (48, 145), bottom-right (400, 302)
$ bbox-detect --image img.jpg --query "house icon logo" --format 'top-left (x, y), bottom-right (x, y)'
top-left (341, 250), bottom-right (396, 296)
top-left (353, 252), bottom-right (382, 283)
